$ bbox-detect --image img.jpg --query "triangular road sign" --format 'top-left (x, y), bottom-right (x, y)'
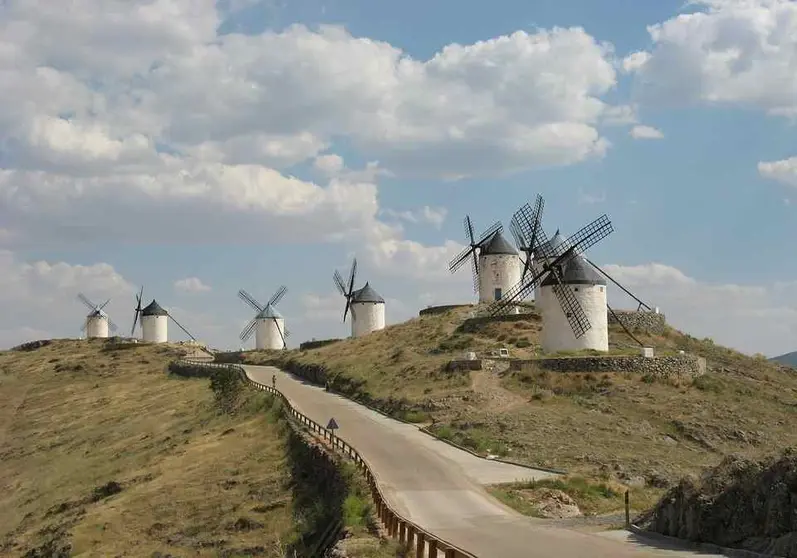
top-left (326, 417), bottom-right (339, 430)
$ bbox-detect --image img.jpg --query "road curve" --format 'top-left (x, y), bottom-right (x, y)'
top-left (245, 365), bottom-right (728, 558)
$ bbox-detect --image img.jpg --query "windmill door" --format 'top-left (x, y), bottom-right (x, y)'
top-left (494, 288), bottom-right (502, 301)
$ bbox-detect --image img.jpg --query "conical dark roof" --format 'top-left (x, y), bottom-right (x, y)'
top-left (541, 254), bottom-right (606, 286)
top-left (352, 282), bottom-right (385, 303)
top-left (256, 304), bottom-right (283, 319)
top-left (141, 299), bottom-right (168, 316)
top-left (481, 231), bottom-right (518, 256)
top-left (87, 309), bottom-right (107, 318)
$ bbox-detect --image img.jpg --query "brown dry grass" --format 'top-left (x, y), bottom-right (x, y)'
top-left (251, 306), bottom-right (797, 494)
top-left (0, 338), bottom-right (395, 558)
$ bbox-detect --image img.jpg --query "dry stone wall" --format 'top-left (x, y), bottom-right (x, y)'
top-left (609, 310), bottom-right (666, 334)
top-left (510, 354), bottom-right (706, 378)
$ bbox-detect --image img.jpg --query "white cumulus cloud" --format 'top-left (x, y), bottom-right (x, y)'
top-left (174, 277), bottom-right (212, 293)
top-left (629, 125), bottom-right (664, 139)
top-left (623, 0), bottom-right (797, 118)
top-left (602, 262), bottom-right (797, 357)
top-left (759, 156), bottom-right (797, 187)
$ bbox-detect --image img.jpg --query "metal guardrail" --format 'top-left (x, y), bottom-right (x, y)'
top-left (177, 360), bottom-right (478, 558)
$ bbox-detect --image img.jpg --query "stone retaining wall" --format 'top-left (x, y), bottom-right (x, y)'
top-left (510, 354), bottom-right (706, 378)
top-left (419, 304), bottom-right (474, 316)
top-left (609, 310), bottom-right (667, 334)
top-left (446, 359), bottom-right (483, 371)
top-left (299, 338), bottom-right (342, 351)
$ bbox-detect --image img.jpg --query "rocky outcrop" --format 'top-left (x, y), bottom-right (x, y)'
top-left (635, 450), bottom-right (797, 556)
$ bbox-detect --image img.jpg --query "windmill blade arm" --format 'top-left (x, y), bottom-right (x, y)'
top-left (464, 215), bottom-right (476, 245)
top-left (240, 318), bottom-right (257, 342)
top-left (509, 216), bottom-right (527, 249)
top-left (583, 257), bottom-right (652, 311)
top-left (477, 221), bottom-right (503, 245)
top-left (449, 245), bottom-right (476, 273)
top-left (77, 293), bottom-right (97, 311)
top-left (551, 281), bottom-right (592, 339)
top-left (81, 321), bottom-right (87, 332)
top-left (107, 317), bottom-right (118, 332)
top-left (470, 254), bottom-right (479, 294)
top-left (238, 289), bottom-right (264, 313)
top-left (99, 299), bottom-right (111, 310)
top-left (131, 311), bottom-right (139, 337)
top-left (347, 258), bottom-right (358, 295)
top-left (343, 298), bottom-right (351, 323)
top-left (268, 285), bottom-right (287, 307)
top-left (486, 267), bottom-right (547, 316)
top-left (333, 270), bottom-right (347, 295)
top-left (514, 196), bottom-right (547, 254)
top-left (273, 318), bottom-right (287, 348)
top-left (561, 214), bottom-right (613, 258)
top-left (169, 314), bottom-right (196, 341)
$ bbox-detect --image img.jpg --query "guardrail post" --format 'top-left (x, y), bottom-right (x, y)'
top-left (415, 533), bottom-right (425, 558)
top-left (625, 490), bottom-right (630, 527)
top-left (399, 521), bottom-right (406, 543)
top-left (406, 525), bottom-right (415, 547)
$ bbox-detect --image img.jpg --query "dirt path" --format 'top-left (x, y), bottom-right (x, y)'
top-left (469, 361), bottom-right (527, 412)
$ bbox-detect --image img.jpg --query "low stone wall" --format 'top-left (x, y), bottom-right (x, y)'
top-left (446, 359), bottom-right (483, 371)
top-left (609, 310), bottom-right (666, 334)
top-left (419, 304), bottom-right (474, 316)
top-left (299, 338), bottom-right (342, 351)
top-left (510, 354), bottom-right (706, 378)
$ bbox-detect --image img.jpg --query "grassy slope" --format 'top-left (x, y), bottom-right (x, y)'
top-left (247, 305), bottom-right (797, 513)
top-left (0, 339), bottom-right (394, 558)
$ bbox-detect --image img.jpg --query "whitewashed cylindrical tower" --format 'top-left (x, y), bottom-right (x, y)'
top-left (540, 254), bottom-right (608, 353)
top-left (350, 282), bottom-right (385, 338)
top-left (254, 305), bottom-right (286, 350)
top-left (478, 231), bottom-right (521, 308)
top-left (85, 310), bottom-right (110, 338)
top-left (141, 300), bottom-right (168, 343)
top-left (532, 229), bottom-right (571, 309)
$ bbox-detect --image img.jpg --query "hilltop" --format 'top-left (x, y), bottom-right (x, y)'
top-left (238, 304), bottom-right (797, 507)
top-left (0, 338), bottom-right (394, 558)
top-left (771, 350), bottom-right (797, 368)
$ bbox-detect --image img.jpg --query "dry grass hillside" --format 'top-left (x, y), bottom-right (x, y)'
top-left (246, 305), bottom-right (797, 512)
top-left (0, 338), bottom-right (393, 558)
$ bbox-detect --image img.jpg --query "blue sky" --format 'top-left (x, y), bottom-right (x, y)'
top-left (1, 0), bottom-right (796, 355)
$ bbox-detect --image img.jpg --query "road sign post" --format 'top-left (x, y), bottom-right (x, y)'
top-left (326, 417), bottom-right (339, 443)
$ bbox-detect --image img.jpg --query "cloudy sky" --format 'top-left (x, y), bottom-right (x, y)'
top-left (1, 0), bottom-right (796, 356)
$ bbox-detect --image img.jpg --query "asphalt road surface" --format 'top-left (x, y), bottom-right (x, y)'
top-left (245, 365), bottom-right (729, 558)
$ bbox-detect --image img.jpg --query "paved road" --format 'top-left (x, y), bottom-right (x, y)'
top-left (245, 365), bottom-right (729, 558)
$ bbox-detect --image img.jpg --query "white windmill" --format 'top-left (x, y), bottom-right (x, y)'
top-left (76, 293), bottom-right (118, 339)
top-left (509, 194), bottom-right (658, 353)
top-left (237, 286), bottom-right (289, 350)
top-left (333, 257), bottom-right (386, 338)
top-left (448, 216), bottom-right (522, 307)
top-left (488, 197), bottom-right (614, 353)
top-left (131, 286), bottom-right (196, 344)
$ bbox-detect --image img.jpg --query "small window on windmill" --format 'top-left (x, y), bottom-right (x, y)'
top-left (574, 287), bottom-right (579, 292)
top-left (599, 286), bottom-right (604, 292)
